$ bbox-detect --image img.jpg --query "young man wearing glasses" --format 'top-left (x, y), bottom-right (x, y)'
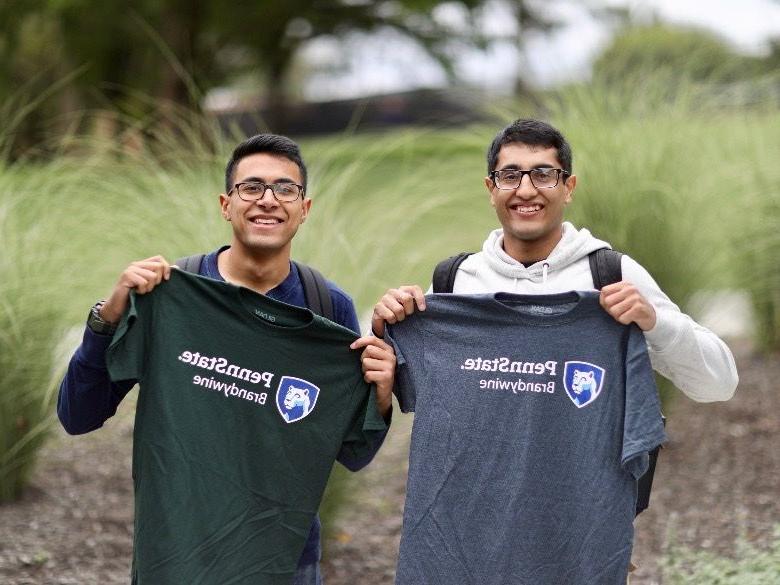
top-left (58, 134), bottom-right (395, 585)
top-left (373, 117), bottom-right (737, 399)
top-left (371, 118), bottom-right (738, 583)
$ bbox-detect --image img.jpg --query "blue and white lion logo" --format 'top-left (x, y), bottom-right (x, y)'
top-left (276, 376), bottom-right (320, 423)
top-left (563, 361), bottom-right (605, 408)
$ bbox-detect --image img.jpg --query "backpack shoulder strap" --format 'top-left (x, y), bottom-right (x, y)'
top-left (588, 248), bottom-right (623, 289)
top-left (293, 261), bottom-right (335, 321)
top-left (174, 254), bottom-right (206, 274)
top-left (589, 247), bottom-right (663, 517)
top-left (432, 252), bottom-right (473, 293)
top-left (588, 248), bottom-right (664, 517)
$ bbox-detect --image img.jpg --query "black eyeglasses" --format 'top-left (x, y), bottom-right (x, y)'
top-left (229, 181), bottom-right (305, 202)
top-left (490, 168), bottom-right (568, 190)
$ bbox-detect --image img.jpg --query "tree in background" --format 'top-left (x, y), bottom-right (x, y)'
top-left (0, 0), bottom-right (555, 152)
top-left (0, 0), bottom-right (223, 152)
top-left (592, 24), bottom-right (770, 86)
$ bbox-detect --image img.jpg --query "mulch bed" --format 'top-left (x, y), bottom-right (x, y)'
top-left (1, 344), bottom-right (777, 585)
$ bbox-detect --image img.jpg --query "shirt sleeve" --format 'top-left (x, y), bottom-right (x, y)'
top-left (385, 324), bottom-right (417, 413)
top-left (337, 381), bottom-right (389, 471)
top-left (105, 291), bottom-right (149, 383)
top-left (621, 324), bottom-right (667, 479)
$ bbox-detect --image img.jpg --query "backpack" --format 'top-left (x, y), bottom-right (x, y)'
top-left (174, 254), bottom-right (334, 321)
top-left (432, 248), bottom-right (663, 517)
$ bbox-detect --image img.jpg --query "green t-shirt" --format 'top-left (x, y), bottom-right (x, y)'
top-left (106, 270), bottom-right (386, 585)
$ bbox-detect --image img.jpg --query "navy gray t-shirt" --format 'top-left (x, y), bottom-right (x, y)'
top-left (387, 291), bottom-right (666, 585)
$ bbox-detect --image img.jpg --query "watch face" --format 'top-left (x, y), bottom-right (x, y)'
top-left (88, 304), bottom-right (115, 334)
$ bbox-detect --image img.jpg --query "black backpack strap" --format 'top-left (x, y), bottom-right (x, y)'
top-left (635, 419), bottom-right (665, 516)
top-left (293, 261), bottom-right (334, 321)
top-left (588, 248), bottom-right (623, 289)
top-left (588, 248), bottom-right (663, 517)
top-left (432, 252), bottom-right (473, 293)
top-left (174, 254), bottom-right (206, 274)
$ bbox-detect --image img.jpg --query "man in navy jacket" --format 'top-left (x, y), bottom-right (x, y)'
top-left (58, 133), bottom-right (394, 585)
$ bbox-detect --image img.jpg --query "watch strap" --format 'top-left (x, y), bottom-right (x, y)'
top-left (86, 301), bottom-right (119, 335)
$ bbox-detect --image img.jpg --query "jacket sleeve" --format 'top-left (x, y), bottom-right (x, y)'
top-left (622, 255), bottom-right (738, 402)
top-left (336, 427), bottom-right (389, 472)
top-left (56, 326), bottom-right (136, 435)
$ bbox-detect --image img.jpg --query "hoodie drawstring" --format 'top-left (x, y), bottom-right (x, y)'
top-left (542, 262), bottom-right (549, 284)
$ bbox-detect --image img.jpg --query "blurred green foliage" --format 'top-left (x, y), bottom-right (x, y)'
top-left (0, 0), bottom-right (554, 154)
top-left (0, 72), bottom-right (777, 525)
top-left (592, 24), bottom-right (774, 85)
top-left (0, 159), bottom-right (78, 501)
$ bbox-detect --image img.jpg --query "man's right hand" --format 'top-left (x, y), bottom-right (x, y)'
top-left (371, 285), bottom-right (426, 337)
top-left (99, 255), bottom-right (173, 324)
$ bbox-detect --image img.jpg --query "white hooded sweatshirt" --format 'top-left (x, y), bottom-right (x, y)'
top-left (449, 222), bottom-right (738, 402)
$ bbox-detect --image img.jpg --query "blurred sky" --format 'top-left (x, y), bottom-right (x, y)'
top-left (300, 0), bottom-right (780, 100)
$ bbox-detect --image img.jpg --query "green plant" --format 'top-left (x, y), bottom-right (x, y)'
top-left (663, 526), bottom-right (780, 584)
top-left (0, 185), bottom-right (67, 502)
top-left (1, 75), bottom-right (776, 516)
top-left (592, 24), bottom-right (764, 87)
top-left (544, 77), bottom-right (780, 357)
top-left (723, 111), bottom-right (780, 352)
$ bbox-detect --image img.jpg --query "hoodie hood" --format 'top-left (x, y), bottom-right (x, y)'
top-left (482, 222), bottom-right (610, 282)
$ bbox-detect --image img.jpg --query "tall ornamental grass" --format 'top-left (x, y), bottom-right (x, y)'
top-left (297, 127), bottom-right (493, 309)
top-left (0, 109), bottom-right (233, 502)
top-left (1, 75), bottom-right (777, 510)
top-left (0, 164), bottom-right (71, 501)
top-left (549, 78), bottom-right (780, 352)
top-left (723, 111), bottom-right (780, 352)
top-left (550, 79), bottom-right (726, 309)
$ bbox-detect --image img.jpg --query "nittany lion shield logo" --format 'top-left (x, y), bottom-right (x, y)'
top-left (563, 361), bottom-right (605, 408)
top-left (276, 376), bottom-right (320, 423)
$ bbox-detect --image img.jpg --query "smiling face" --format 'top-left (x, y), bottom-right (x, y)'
top-left (485, 142), bottom-right (576, 262)
top-left (219, 153), bottom-right (312, 258)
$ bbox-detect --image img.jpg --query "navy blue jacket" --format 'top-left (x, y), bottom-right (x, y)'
top-left (57, 247), bottom-right (388, 567)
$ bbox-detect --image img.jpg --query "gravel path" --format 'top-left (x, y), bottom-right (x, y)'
top-left (1, 344), bottom-right (777, 584)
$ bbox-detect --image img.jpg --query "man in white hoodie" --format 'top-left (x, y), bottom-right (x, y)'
top-left (372, 117), bottom-right (738, 403)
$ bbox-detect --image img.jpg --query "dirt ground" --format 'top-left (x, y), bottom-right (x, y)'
top-left (1, 343), bottom-right (777, 585)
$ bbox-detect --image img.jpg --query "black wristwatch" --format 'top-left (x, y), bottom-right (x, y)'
top-left (86, 301), bottom-right (119, 335)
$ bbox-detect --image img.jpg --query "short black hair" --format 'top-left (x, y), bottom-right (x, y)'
top-left (486, 119), bottom-right (573, 175)
top-left (224, 133), bottom-right (308, 193)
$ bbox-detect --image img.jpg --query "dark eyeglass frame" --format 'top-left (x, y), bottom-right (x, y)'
top-left (489, 168), bottom-right (569, 190)
top-left (229, 181), bottom-right (305, 202)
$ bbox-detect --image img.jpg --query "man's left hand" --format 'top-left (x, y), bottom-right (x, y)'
top-left (350, 336), bottom-right (396, 419)
top-left (599, 281), bottom-right (657, 331)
